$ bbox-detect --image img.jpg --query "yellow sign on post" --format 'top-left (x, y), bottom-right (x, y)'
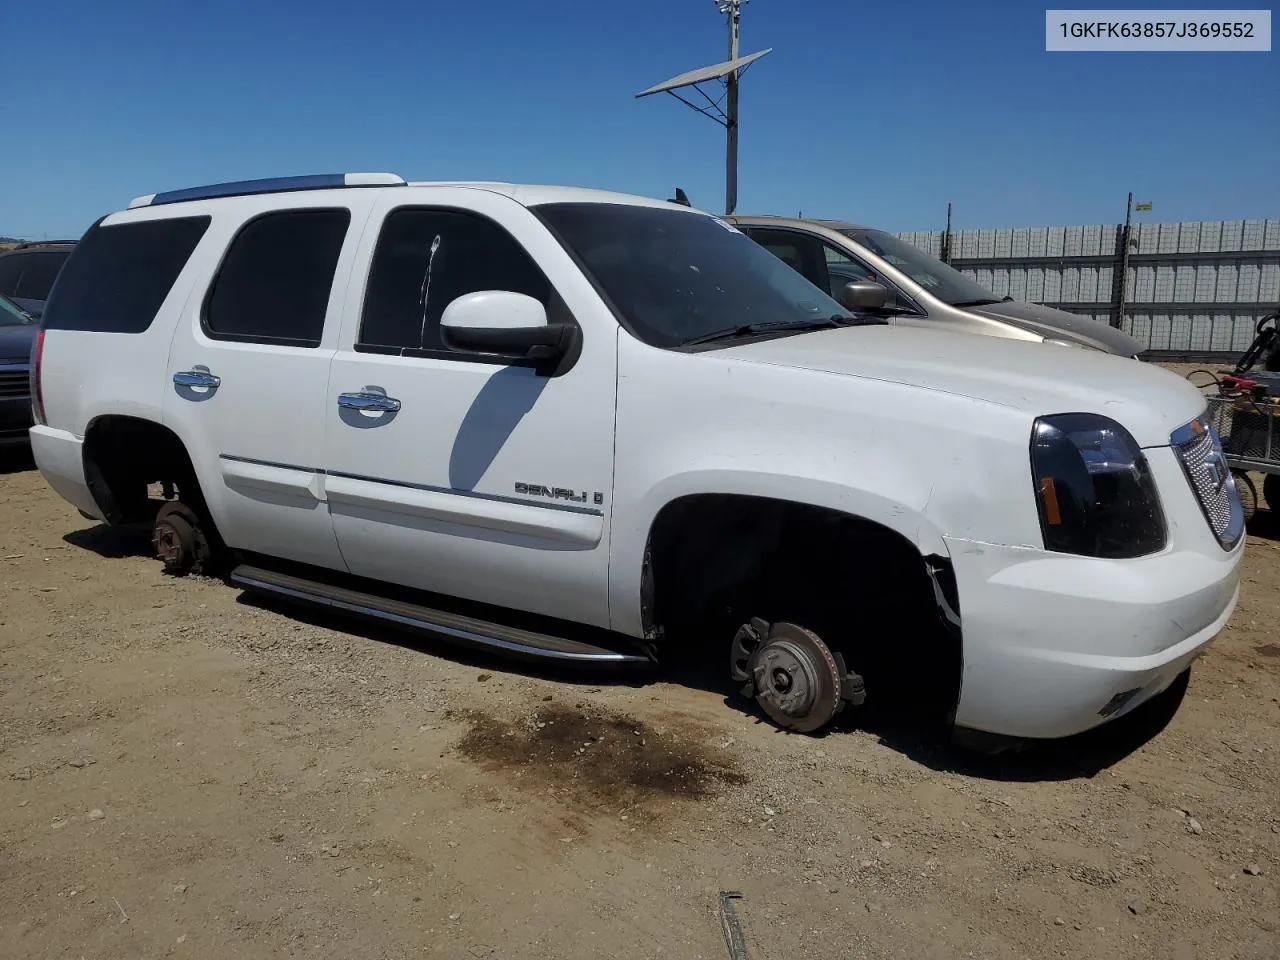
top-left (1135, 202), bottom-right (1153, 212)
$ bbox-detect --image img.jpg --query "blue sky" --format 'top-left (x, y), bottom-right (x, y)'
top-left (2, 0), bottom-right (1276, 238)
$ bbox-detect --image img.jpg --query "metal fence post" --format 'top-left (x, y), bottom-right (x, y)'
top-left (1113, 191), bottom-right (1133, 329)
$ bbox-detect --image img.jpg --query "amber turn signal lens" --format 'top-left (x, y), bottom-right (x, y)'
top-left (1040, 476), bottom-right (1062, 526)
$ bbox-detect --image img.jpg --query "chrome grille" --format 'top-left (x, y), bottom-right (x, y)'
top-left (1171, 413), bottom-right (1244, 549)
top-left (0, 369), bottom-right (31, 399)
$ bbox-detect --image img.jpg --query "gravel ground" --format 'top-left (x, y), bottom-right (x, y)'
top-left (2, 431), bottom-right (1278, 960)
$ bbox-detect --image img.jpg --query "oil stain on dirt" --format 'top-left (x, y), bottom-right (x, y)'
top-left (454, 703), bottom-right (746, 815)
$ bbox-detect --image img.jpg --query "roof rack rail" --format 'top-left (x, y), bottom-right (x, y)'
top-left (9, 239), bottom-right (78, 249)
top-left (128, 172), bottom-right (406, 209)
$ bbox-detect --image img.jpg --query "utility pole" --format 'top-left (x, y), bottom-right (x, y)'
top-left (635, 1), bottom-right (770, 216)
top-left (721, 0), bottom-right (743, 215)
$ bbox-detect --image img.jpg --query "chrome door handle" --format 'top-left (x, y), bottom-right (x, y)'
top-left (173, 370), bottom-right (221, 388)
top-left (337, 391), bottom-right (401, 412)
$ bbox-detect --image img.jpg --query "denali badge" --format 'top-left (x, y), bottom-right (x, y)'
top-left (515, 483), bottom-right (605, 506)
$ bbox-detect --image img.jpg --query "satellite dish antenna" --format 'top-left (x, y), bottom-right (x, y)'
top-left (635, 0), bottom-right (771, 216)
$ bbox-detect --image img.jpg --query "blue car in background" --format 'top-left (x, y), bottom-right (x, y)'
top-left (0, 292), bottom-right (37, 450)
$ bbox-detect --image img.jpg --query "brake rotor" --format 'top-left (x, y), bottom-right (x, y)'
top-left (152, 501), bottom-right (212, 576)
top-left (748, 622), bottom-right (845, 733)
top-left (154, 514), bottom-right (194, 570)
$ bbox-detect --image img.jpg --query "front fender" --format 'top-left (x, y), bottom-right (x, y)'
top-left (607, 336), bottom-right (1043, 637)
top-left (608, 468), bottom-right (952, 637)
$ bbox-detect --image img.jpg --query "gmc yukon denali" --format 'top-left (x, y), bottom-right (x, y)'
top-left (29, 172), bottom-right (1244, 740)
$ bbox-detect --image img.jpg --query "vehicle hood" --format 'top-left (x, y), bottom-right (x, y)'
top-left (716, 325), bottom-right (1202, 447)
top-left (0, 324), bottom-right (36, 363)
top-left (965, 300), bottom-right (1143, 356)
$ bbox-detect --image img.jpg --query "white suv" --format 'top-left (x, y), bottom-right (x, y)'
top-left (29, 172), bottom-right (1244, 742)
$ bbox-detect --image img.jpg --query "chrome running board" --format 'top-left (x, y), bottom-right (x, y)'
top-left (229, 563), bottom-right (652, 665)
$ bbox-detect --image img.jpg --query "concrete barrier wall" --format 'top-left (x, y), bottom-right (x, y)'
top-left (897, 219), bottom-right (1280, 356)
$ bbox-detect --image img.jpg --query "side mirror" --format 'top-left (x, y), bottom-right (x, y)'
top-left (439, 291), bottom-right (570, 364)
top-left (840, 280), bottom-right (890, 311)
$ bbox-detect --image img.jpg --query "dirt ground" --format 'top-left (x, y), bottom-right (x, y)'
top-left (3, 415), bottom-right (1279, 958)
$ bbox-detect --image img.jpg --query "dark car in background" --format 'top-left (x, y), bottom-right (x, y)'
top-left (0, 241), bottom-right (75, 318)
top-left (0, 292), bottom-right (37, 448)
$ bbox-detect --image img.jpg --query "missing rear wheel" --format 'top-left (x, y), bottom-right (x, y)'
top-left (152, 501), bottom-right (212, 576)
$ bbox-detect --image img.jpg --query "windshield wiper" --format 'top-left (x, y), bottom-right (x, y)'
top-left (681, 315), bottom-right (883, 347)
top-left (682, 318), bottom-right (832, 346)
top-left (835, 315), bottom-right (891, 326)
top-left (950, 297), bottom-right (1003, 307)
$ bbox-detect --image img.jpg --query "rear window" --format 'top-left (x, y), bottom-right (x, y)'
top-left (9, 252), bottom-right (70, 300)
top-left (0, 250), bottom-right (71, 301)
top-left (42, 218), bottom-right (211, 333)
top-left (0, 255), bottom-right (26, 298)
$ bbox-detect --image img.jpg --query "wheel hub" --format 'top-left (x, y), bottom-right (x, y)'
top-left (154, 525), bottom-right (182, 565)
top-left (754, 639), bottom-right (821, 718)
top-left (730, 619), bottom-right (864, 734)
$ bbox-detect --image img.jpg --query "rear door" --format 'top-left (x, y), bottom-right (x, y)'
top-left (322, 188), bottom-right (618, 628)
top-left (163, 194), bottom-right (376, 570)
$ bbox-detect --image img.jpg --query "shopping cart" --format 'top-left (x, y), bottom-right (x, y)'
top-left (1203, 386), bottom-right (1280, 521)
top-left (1186, 312), bottom-right (1280, 521)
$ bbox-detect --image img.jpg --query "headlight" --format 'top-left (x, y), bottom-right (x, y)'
top-left (1030, 414), bottom-right (1166, 558)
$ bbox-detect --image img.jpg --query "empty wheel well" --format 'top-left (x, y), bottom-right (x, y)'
top-left (82, 416), bottom-right (210, 528)
top-left (644, 494), bottom-right (961, 719)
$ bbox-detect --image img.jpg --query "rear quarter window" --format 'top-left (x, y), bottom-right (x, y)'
top-left (41, 217), bottom-right (211, 333)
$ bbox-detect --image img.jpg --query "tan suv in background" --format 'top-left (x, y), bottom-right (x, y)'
top-left (729, 215), bottom-right (1143, 357)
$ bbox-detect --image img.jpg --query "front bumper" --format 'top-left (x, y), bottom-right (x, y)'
top-left (947, 534), bottom-right (1242, 739)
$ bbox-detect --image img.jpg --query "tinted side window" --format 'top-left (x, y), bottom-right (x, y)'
top-left (42, 218), bottom-right (211, 333)
top-left (205, 209), bottom-right (351, 347)
top-left (359, 208), bottom-right (551, 354)
top-left (15, 251), bottom-right (71, 300)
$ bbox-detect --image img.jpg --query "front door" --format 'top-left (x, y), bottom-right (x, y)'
top-left (163, 196), bottom-right (374, 570)
top-left (323, 189), bottom-right (618, 629)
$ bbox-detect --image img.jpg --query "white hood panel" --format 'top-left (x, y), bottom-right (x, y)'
top-left (716, 326), bottom-right (1203, 446)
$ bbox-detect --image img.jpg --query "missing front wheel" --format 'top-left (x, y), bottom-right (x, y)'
top-left (730, 618), bottom-right (865, 733)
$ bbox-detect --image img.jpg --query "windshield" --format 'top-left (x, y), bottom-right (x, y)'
top-left (842, 228), bottom-right (1001, 306)
top-left (0, 293), bottom-right (33, 326)
top-left (536, 203), bottom-right (851, 347)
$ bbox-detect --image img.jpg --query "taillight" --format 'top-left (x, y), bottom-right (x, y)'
top-left (31, 329), bottom-right (46, 425)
